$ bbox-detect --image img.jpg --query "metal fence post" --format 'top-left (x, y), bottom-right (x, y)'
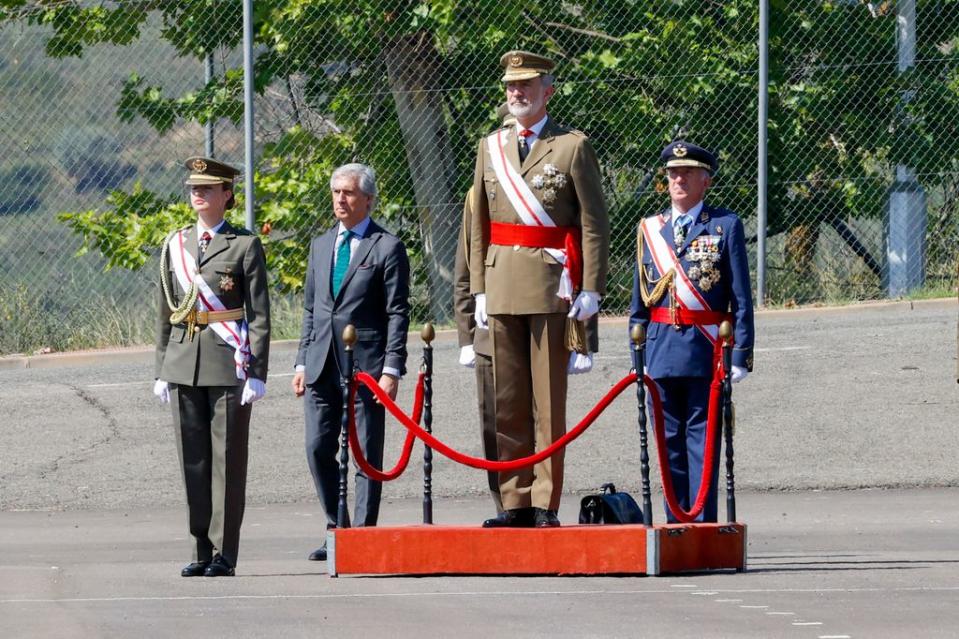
top-left (204, 52), bottom-right (215, 158)
top-left (756, 0), bottom-right (769, 307)
top-left (242, 0), bottom-right (255, 231)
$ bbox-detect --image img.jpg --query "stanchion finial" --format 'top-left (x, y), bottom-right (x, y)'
top-left (630, 323), bottom-right (646, 345)
top-left (719, 320), bottom-right (732, 340)
top-left (421, 322), bottom-right (435, 344)
top-left (342, 324), bottom-right (357, 349)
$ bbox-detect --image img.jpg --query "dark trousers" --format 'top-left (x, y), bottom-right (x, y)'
top-left (651, 377), bottom-right (721, 523)
top-left (304, 351), bottom-right (385, 528)
top-left (170, 383), bottom-right (251, 567)
top-left (474, 352), bottom-right (503, 513)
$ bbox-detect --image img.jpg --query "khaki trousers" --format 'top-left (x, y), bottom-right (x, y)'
top-left (489, 313), bottom-right (568, 510)
top-left (474, 352), bottom-right (503, 513)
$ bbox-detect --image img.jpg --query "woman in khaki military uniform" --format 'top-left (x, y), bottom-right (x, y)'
top-left (154, 157), bottom-right (271, 577)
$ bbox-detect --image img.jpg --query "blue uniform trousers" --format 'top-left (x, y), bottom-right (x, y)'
top-left (650, 376), bottom-right (721, 523)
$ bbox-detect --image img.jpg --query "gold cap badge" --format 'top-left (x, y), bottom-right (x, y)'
top-left (509, 55), bottom-right (523, 67)
top-left (191, 158), bottom-right (208, 172)
top-left (673, 144), bottom-right (688, 158)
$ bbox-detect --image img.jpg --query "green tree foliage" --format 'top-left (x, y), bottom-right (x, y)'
top-left (4, 0), bottom-right (958, 307)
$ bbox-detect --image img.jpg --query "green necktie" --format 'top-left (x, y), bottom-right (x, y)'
top-left (332, 229), bottom-right (352, 297)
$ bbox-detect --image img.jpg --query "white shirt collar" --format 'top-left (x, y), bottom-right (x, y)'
top-left (671, 201), bottom-right (704, 224)
top-left (515, 114), bottom-right (549, 139)
top-left (197, 219), bottom-right (226, 237)
top-left (338, 216), bottom-right (372, 238)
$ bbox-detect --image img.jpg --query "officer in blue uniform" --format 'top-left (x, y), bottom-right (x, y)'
top-left (629, 141), bottom-right (754, 523)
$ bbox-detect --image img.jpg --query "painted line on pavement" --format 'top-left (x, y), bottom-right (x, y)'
top-left (3, 584), bottom-right (956, 605)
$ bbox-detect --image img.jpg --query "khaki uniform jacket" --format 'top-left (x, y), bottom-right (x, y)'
top-left (454, 186), bottom-right (599, 355)
top-left (156, 221), bottom-right (271, 386)
top-left (469, 118), bottom-right (610, 315)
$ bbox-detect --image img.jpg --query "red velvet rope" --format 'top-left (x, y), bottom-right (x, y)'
top-left (346, 345), bottom-right (728, 527)
top-left (349, 370), bottom-right (637, 473)
top-left (645, 340), bottom-right (726, 523)
top-left (347, 371), bottom-right (425, 482)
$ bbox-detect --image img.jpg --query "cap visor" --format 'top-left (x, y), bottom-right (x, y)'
top-left (501, 70), bottom-right (545, 82)
top-left (665, 159), bottom-right (713, 171)
top-left (185, 174), bottom-right (230, 185)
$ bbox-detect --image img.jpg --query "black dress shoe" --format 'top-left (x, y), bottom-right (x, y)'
top-left (308, 545), bottom-right (327, 561)
top-left (533, 508), bottom-right (561, 528)
top-left (180, 560), bottom-right (210, 577)
top-left (203, 555), bottom-right (235, 577)
top-left (482, 508), bottom-right (533, 528)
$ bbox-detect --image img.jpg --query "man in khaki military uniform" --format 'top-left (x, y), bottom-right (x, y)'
top-left (469, 52), bottom-right (610, 528)
top-left (454, 107), bottom-right (601, 516)
top-left (154, 157), bottom-right (271, 577)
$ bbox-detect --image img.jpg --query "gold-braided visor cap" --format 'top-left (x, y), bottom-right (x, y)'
top-left (665, 158), bottom-right (715, 171)
top-left (183, 156), bottom-right (240, 185)
top-left (500, 50), bottom-right (555, 82)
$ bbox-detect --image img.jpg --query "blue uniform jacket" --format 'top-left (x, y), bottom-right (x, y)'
top-left (629, 204), bottom-right (754, 379)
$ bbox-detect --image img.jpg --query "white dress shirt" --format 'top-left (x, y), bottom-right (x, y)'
top-left (197, 219), bottom-right (226, 250)
top-left (514, 114), bottom-right (549, 152)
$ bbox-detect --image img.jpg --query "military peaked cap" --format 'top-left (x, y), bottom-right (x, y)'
top-left (661, 141), bottom-right (718, 174)
top-left (500, 50), bottom-right (555, 82)
top-left (184, 156), bottom-right (241, 186)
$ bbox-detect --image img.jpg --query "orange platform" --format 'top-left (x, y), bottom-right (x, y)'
top-left (326, 523), bottom-right (746, 576)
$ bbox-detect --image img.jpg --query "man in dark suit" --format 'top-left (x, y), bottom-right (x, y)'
top-left (154, 156), bottom-right (271, 577)
top-left (629, 141), bottom-right (754, 523)
top-left (292, 163), bottom-right (410, 561)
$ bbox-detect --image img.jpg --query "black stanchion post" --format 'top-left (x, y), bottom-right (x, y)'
top-left (421, 323), bottom-right (435, 525)
top-left (631, 324), bottom-right (654, 526)
top-left (719, 320), bottom-right (737, 523)
top-left (338, 324), bottom-right (357, 529)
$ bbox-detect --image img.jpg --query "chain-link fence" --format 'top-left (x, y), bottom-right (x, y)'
top-left (1, 1), bottom-right (957, 355)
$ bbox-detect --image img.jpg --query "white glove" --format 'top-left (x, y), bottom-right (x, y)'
top-left (153, 379), bottom-right (170, 404)
top-left (241, 377), bottom-right (266, 405)
top-left (567, 291), bottom-right (601, 321)
top-left (567, 352), bottom-right (593, 375)
top-left (473, 293), bottom-right (488, 329)
top-left (459, 344), bottom-right (476, 368)
top-left (730, 366), bottom-right (749, 384)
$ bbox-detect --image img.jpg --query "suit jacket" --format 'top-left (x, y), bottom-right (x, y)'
top-left (469, 117), bottom-right (610, 315)
top-left (629, 204), bottom-right (754, 378)
top-left (295, 219), bottom-right (410, 384)
top-left (454, 186), bottom-right (599, 356)
top-left (156, 221), bottom-right (271, 386)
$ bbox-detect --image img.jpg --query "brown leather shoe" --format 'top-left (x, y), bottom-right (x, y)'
top-left (533, 508), bottom-right (560, 528)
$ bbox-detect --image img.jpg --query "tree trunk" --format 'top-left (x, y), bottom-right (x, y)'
top-left (384, 31), bottom-right (458, 324)
top-left (785, 222), bottom-right (820, 276)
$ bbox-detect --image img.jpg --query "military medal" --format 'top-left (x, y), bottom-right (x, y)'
top-left (219, 273), bottom-right (235, 292)
top-left (685, 236), bottom-right (722, 291)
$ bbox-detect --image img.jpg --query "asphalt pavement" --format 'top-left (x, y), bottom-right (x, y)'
top-left (1, 298), bottom-right (957, 637)
top-left (1, 299), bottom-right (956, 510)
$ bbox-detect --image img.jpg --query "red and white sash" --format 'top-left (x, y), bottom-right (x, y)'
top-left (169, 229), bottom-right (251, 379)
top-left (641, 214), bottom-right (719, 345)
top-left (486, 129), bottom-right (573, 300)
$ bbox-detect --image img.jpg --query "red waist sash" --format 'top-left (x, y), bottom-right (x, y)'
top-left (489, 222), bottom-right (583, 292)
top-left (650, 307), bottom-right (732, 326)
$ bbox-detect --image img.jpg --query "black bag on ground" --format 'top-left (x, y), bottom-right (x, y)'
top-left (578, 483), bottom-right (644, 524)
